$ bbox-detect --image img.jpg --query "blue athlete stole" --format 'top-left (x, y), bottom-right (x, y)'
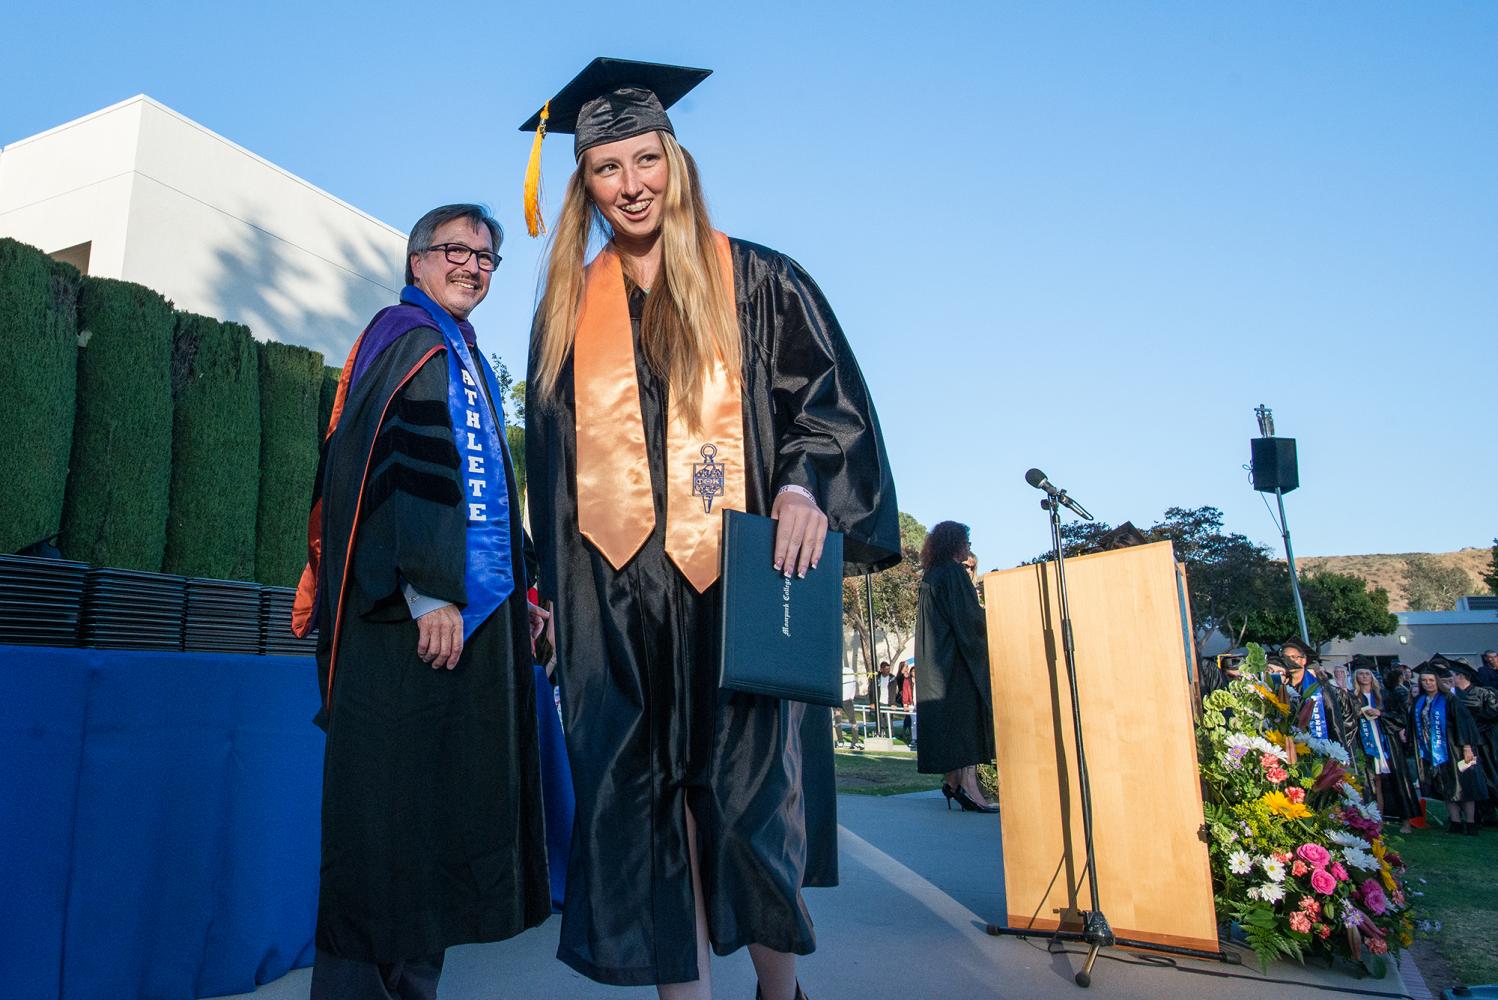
top-left (1414, 693), bottom-right (1449, 767)
top-left (1295, 673), bottom-right (1330, 739)
top-left (402, 285), bottom-right (514, 638)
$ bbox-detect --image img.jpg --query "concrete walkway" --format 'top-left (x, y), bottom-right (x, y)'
top-left (211, 791), bottom-right (1423, 1000)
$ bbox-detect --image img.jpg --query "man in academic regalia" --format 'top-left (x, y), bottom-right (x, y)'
top-left (293, 204), bottom-right (551, 999)
top-left (1279, 638), bottom-right (1359, 751)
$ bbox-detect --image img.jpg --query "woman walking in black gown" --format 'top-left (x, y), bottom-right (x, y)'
top-left (914, 521), bottom-right (997, 813)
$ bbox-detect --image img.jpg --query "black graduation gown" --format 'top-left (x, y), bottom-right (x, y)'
top-left (313, 324), bottom-right (550, 962)
top-left (914, 560), bottom-right (996, 775)
top-left (1412, 692), bottom-right (1489, 804)
top-left (1372, 685), bottom-right (1418, 821)
top-left (526, 238), bottom-right (899, 986)
top-left (1456, 682), bottom-right (1498, 793)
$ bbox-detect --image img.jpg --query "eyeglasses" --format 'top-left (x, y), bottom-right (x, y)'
top-left (425, 243), bottom-right (501, 271)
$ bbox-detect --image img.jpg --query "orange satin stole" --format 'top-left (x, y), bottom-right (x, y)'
top-left (573, 231), bottom-right (744, 592)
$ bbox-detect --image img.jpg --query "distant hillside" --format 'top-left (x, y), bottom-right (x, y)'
top-left (1297, 547), bottom-right (1492, 612)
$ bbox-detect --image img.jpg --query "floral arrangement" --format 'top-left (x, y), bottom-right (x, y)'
top-left (1197, 645), bottom-right (1414, 976)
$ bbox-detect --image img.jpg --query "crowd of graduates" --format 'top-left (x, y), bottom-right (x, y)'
top-left (1203, 645), bottom-right (1498, 836)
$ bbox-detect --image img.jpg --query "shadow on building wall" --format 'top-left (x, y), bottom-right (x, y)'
top-left (205, 214), bottom-right (402, 363)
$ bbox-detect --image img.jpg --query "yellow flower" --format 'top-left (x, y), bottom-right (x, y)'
top-left (1372, 840), bottom-right (1387, 861)
top-left (1293, 741), bottom-right (1310, 757)
top-left (1255, 685), bottom-right (1290, 713)
top-left (1265, 729), bottom-right (1286, 745)
top-left (1261, 790), bottom-right (1312, 820)
top-left (1380, 868), bottom-right (1397, 892)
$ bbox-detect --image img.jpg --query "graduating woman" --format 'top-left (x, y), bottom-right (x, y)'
top-left (1411, 662), bottom-right (1488, 836)
top-left (522, 59), bottom-right (899, 1000)
top-left (914, 521), bottom-right (997, 813)
top-left (1351, 665), bottom-right (1416, 833)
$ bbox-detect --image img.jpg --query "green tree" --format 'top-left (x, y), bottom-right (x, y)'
top-left (845, 511), bottom-right (927, 676)
top-left (1483, 538), bottom-right (1498, 595)
top-left (1239, 569), bottom-right (1397, 649)
top-left (1402, 554), bottom-right (1473, 612)
top-left (490, 355), bottom-right (527, 501)
top-left (1026, 519), bottom-right (1118, 562)
top-left (1146, 507), bottom-right (1280, 645)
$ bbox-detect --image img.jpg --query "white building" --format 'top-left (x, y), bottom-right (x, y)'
top-left (1320, 605), bottom-right (1498, 669)
top-left (0, 95), bottom-right (406, 359)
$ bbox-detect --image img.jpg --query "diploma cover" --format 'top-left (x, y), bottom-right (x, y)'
top-left (718, 510), bottom-right (844, 707)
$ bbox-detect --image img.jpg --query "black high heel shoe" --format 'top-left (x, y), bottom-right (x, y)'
top-left (941, 783), bottom-right (957, 810)
top-left (953, 785), bottom-right (1000, 814)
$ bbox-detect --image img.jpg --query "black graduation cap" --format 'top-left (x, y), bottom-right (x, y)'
top-left (1414, 659), bottom-right (1450, 678)
top-left (1280, 638), bottom-right (1318, 662)
top-left (519, 57), bottom-right (712, 237)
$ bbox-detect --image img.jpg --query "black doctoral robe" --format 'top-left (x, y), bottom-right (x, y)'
top-left (526, 238), bottom-right (899, 986)
top-left (313, 320), bottom-right (550, 962)
top-left (914, 560), bottom-right (996, 775)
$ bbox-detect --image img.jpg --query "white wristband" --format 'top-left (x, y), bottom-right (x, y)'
top-left (776, 484), bottom-right (818, 506)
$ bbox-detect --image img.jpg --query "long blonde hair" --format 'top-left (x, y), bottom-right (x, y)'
top-left (532, 132), bottom-right (739, 433)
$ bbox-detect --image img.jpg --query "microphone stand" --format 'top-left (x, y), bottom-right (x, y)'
top-left (986, 496), bottom-right (1228, 984)
top-left (986, 495), bottom-right (1115, 986)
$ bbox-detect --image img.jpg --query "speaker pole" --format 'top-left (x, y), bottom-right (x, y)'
top-left (1276, 487), bottom-right (1311, 645)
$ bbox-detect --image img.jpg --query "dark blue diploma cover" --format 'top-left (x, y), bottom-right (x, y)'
top-left (717, 510), bottom-right (844, 707)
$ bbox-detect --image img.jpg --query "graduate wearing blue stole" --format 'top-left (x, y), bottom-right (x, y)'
top-left (1412, 661), bottom-right (1487, 836)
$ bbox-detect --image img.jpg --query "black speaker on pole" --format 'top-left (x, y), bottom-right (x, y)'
top-left (1250, 437), bottom-right (1299, 494)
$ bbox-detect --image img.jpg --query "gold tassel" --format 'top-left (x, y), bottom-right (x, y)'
top-left (524, 101), bottom-right (550, 238)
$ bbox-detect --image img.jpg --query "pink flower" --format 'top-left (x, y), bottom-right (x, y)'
top-left (1265, 766), bottom-right (1289, 784)
top-left (1286, 787), bottom-right (1306, 804)
top-left (1310, 869), bottom-right (1337, 895)
top-left (1291, 860), bottom-right (1309, 877)
top-left (1368, 936), bottom-right (1388, 955)
top-left (1288, 911), bottom-right (1312, 933)
top-left (1298, 896), bottom-right (1320, 916)
top-left (1260, 752), bottom-right (1280, 767)
top-left (1296, 843), bottom-right (1332, 868)
top-left (1316, 924), bottom-right (1332, 939)
top-left (1330, 862), bottom-right (1349, 882)
top-left (1357, 879), bottom-right (1389, 916)
top-left (1275, 851), bottom-right (1292, 863)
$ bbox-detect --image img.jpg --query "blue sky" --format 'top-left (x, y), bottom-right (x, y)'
top-left (5, 2), bottom-right (1495, 570)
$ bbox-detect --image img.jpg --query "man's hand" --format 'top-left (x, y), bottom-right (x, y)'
top-left (771, 489), bottom-right (828, 579)
top-left (416, 604), bottom-right (464, 670)
top-left (528, 601), bottom-right (550, 642)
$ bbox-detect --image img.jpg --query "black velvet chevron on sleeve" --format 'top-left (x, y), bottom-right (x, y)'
top-left (350, 351), bottom-right (470, 616)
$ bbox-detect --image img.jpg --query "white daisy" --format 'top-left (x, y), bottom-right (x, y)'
top-left (1228, 850), bottom-right (1253, 875)
top-left (1259, 882), bottom-right (1286, 903)
top-left (1328, 830), bottom-right (1370, 850)
top-left (1341, 847), bottom-right (1378, 872)
top-left (1260, 858), bottom-right (1287, 882)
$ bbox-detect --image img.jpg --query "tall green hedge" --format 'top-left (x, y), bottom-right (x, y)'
top-left (0, 239), bottom-right (80, 554)
top-left (317, 364), bottom-right (341, 442)
top-left (59, 277), bottom-right (174, 569)
top-left (255, 341), bottom-right (324, 586)
top-left (162, 313), bottom-right (261, 579)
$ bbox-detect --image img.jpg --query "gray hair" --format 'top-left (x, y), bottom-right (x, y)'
top-left (405, 204), bottom-right (504, 285)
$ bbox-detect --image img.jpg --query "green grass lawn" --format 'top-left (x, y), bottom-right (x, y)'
top-left (833, 748), bottom-right (944, 796)
top-left (1385, 825), bottom-right (1498, 988)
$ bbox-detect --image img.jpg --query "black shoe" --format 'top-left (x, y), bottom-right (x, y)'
top-left (953, 785), bottom-right (1000, 814)
top-left (941, 783), bottom-right (957, 810)
top-left (1448, 821), bottom-right (1466, 835)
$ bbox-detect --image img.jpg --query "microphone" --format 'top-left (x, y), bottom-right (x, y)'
top-left (1025, 468), bottom-right (1095, 521)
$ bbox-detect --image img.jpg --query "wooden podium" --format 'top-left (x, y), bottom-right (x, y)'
top-left (982, 541), bottom-right (1218, 953)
